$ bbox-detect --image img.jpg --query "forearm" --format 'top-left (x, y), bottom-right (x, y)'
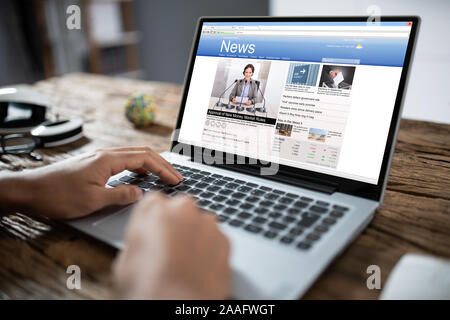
top-left (0, 171), bottom-right (36, 216)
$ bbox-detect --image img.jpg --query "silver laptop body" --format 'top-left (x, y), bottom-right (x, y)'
top-left (67, 16), bottom-right (419, 299)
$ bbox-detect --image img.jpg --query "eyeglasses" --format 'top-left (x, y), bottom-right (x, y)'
top-left (0, 134), bottom-right (42, 161)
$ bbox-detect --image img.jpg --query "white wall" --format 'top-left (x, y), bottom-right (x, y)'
top-left (270, 0), bottom-right (450, 124)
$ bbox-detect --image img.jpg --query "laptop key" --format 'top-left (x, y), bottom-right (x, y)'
top-left (138, 182), bottom-right (151, 189)
top-left (229, 219), bottom-right (244, 227)
top-left (199, 192), bottom-right (215, 199)
top-left (280, 236), bottom-right (294, 244)
top-left (245, 196), bottom-right (259, 203)
top-left (222, 176), bottom-right (234, 181)
top-left (289, 227), bottom-right (303, 236)
top-left (198, 199), bottom-right (211, 207)
top-left (187, 188), bottom-right (202, 195)
top-left (293, 201), bottom-right (308, 208)
top-left (143, 175), bottom-right (159, 182)
top-left (217, 215), bottom-right (229, 223)
top-left (297, 242), bottom-right (311, 250)
top-left (212, 174), bottom-right (223, 178)
top-left (273, 189), bottom-right (285, 195)
top-left (333, 205), bottom-right (349, 211)
top-left (175, 184), bottom-right (191, 192)
top-left (298, 214), bottom-right (319, 228)
top-left (207, 186), bottom-right (221, 192)
top-left (107, 180), bottom-right (122, 187)
top-left (234, 179), bottom-right (245, 184)
top-left (149, 185), bottom-right (164, 191)
top-left (254, 207), bottom-right (269, 215)
top-left (314, 225), bottom-right (329, 233)
top-left (237, 212), bottom-right (252, 220)
top-left (183, 179), bottom-right (198, 186)
top-left (323, 218), bottom-right (337, 225)
top-left (264, 231), bottom-right (278, 239)
top-left (246, 182), bottom-right (258, 188)
top-left (119, 175), bottom-right (134, 183)
top-left (210, 203), bottom-right (224, 211)
top-left (237, 186), bottom-right (252, 192)
top-left (251, 189), bottom-right (265, 196)
top-left (244, 224), bottom-right (262, 233)
top-left (330, 211), bottom-right (344, 218)
top-left (220, 188), bottom-right (234, 196)
top-left (264, 193), bottom-right (279, 200)
top-left (309, 205), bottom-right (328, 214)
top-left (226, 199), bottom-right (240, 206)
top-left (231, 192), bottom-right (246, 199)
top-left (316, 200), bottom-right (329, 207)
top-left (203, 177), bottom-right (216, 183)
top-left (269, 212), bottom-right (281, 218)
top-left (191, 174), bottom-right (204, 180)
top-left (283, 216), bottom-right (296, 223)
top-left (212, 195), bottom-right (227, 202)
top-left (129, 178), bottom-right (142, 185)
top-left (225, 182), bottom-right (239, 189)
top-left (306, 233), bottom-right (321, 242)
top-left (196, 182), bottom-right (209, 189)
top-left (288, 208), bottom-right (301, 215)
top-left (260, 200), bottom-right (274, 207)
top-left (269, 221), bottom-right (287, 230)
top-left (300, 196), bottom-right (313, 202)
top-left (240, 203), bottom-right (253, 210)
top-left (273, 204), bottom-right (287, 211)
top-left (223, 207), bottom-right (238, 215)
top-left (253, 217), bottom-right (267, 224)
top-left (279, 197), bottom-right (293, 204)
top-left (260, 186), bottom-right (272, 191)
top-left (286, 193), bottom-right (299, 198)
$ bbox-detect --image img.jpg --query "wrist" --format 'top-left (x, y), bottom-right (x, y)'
top-left (0, 171), bottom-right (38, 216)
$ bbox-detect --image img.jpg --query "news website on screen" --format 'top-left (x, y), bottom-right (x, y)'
top-left (178, 21), bottom-right (412, 184)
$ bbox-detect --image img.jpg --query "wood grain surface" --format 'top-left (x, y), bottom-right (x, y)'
top-left (0, 73), bottom-right (449, 299)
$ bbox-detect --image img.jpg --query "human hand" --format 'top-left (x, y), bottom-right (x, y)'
top-left (0, 147), bottom-right (183, 219)
top-left (329, 70), bottom-right (339, 78)
top-left (245, 100), bottom-right (252, 106)
top-left (232, 98), bottom-right (237, 104)
top-left (112, 193), bottom-right (231, 299)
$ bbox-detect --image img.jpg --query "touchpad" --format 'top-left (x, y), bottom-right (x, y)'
top-left (93, 205), bottom-right (134, 241)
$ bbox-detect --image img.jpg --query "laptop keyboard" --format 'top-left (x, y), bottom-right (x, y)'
top-left (108, 163), bottom-right (349, 251)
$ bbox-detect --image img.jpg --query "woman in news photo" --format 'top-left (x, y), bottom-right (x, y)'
top-left (229, 64), bottom-right (258, 106)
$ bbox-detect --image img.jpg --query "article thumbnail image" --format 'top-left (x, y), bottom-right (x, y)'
top-left (208, 59), bottom-right (279, 119)
top-left (286, 63), bottom-right (320, 86)
top-left (319, 65), bottom-right (355, 90)
top-left (308, 128), bottom-right (327, 142)
top-left (275, 122), bottom-right (293, 137)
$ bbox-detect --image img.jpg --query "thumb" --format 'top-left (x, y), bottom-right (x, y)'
top-left (101, 184), bottom-right (143, 207)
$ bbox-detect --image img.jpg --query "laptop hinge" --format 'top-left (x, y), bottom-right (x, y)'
top-left (189, 155), bottom-right (337, 195)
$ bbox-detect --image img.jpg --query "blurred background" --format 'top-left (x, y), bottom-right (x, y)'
top-left (0, 0), bottom-right (448, 123)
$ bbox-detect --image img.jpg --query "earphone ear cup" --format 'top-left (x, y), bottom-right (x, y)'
top-left (30, 117), bottom-right (83, 148)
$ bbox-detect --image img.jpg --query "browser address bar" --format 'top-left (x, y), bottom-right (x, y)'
top-left (233, 31), bottom-right (409, 38)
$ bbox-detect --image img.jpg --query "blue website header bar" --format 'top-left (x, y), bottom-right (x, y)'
top-left (196, 35), bottom-right (410, 67)
top-left (203, 21), bottom-right (410, 26)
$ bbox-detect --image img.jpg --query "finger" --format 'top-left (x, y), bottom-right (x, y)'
top-left (107, 147), bottom-right (183, 181)
top-left (104, 151), bottom-right (181, 184)
top-left (100, 184), bottom-right (143, 207)
top-left (147, 149), bottom-right (183, 181)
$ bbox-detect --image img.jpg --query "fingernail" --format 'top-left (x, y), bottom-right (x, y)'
top-left (135, 188), bottom-right (143, 201)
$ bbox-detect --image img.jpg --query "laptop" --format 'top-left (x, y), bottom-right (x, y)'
top-left (68, 16), bottom-right (419, 299)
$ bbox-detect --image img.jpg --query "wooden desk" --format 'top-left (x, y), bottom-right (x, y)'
top-left (0, 73), bottom-right (449, 299)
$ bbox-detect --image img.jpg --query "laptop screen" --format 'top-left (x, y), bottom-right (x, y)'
top-left (178, 21), bottom-right (413, 185)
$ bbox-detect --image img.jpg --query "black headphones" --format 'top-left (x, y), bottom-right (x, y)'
top-left (0, 87), bottom-right (83, 147)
